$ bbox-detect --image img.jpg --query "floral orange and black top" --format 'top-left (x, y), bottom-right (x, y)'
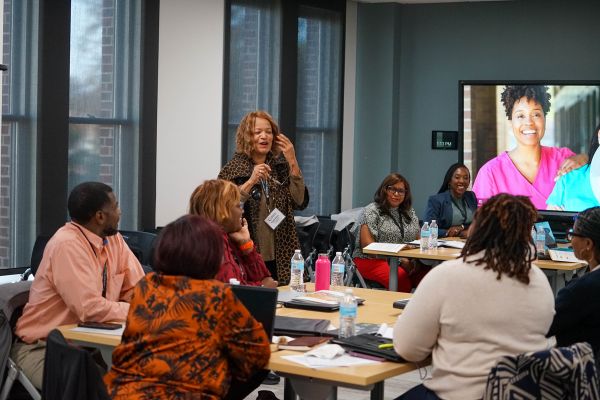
top-left (104, 272), bottom-right (271, 399)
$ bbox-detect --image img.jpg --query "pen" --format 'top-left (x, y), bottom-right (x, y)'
top-left (378, 343), bottom-right (394, 349)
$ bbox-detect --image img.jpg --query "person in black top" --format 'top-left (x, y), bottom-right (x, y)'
top-left (548, 206), bottom-right (600, 357)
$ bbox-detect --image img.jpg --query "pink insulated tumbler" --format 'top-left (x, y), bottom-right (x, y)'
top-left (315, 253), bottom-right (331, 291)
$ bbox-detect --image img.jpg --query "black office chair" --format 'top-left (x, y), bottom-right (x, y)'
top-left (42, 329), bottom-right (110, 400)
top-left (119, 230), bottom-right (157, 273)
top-left (0, 281), bottom-right (40, 400)
top-left (337, 226), bottom-right (385, 290)
top-left (313, 216), bottom-right (337, 257)
top-left (17, 235), bottom-right (52, 281)
top-left (295, 221), bottom-right (320, 282)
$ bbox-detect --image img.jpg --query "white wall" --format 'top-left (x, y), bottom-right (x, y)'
top-left (156, 0), bottom-right (224, 226)
top-left (341, 0), bottom-right (357, 211)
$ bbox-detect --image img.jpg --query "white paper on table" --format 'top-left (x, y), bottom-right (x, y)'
top-left (376, 323), bottom-right (394, 339)
top-left (363, 242), bottom-right (406, 253)
top-left (439, 240), bottom-right (465, 249)
top-left (71, 326), bottom-right (125, 336)
top-left (281, 354), bottom-right (380, 368)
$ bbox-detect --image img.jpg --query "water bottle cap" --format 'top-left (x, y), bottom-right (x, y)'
top-left (318, 253), bottom-right (328, 258)
top-left (336, 252), bottom-right (342, 255)
top-left (432, 220), bottom-right (436, 223)
top-left (295, 249), bottom-right (301, 253)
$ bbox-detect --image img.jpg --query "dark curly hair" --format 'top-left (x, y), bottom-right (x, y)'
top-left (373, 173), bottom-right (413, 223)
top-left (461, 194), bottom-right (538, 284)
top-left (574, 206), bottom-right (600, 256)
top-left (500, 85), bottom-right (551, 120)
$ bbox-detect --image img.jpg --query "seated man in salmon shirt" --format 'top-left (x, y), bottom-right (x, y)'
top-left (11, 181), bottom-right (145, 389)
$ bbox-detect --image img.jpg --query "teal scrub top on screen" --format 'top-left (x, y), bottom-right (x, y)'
top-left (546, 165), bottom-right (600, 211)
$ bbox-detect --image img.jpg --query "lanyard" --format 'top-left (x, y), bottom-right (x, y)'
top-left (387, 211), bottom-right (405, 240)
top-left (260, 178), bottom-right (272, 213)
top-left (451, 197), bottom-right (468, 224)
top-left (72, 223), bottom-right (108, 298)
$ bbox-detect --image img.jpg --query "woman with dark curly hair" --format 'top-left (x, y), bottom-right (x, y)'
top-left (352, 173), bottom-right (426, 291)
top-left (472, 85), bottom-right (587, 209)
top-left (393, 194), bottom-right (555, 400)
top-left (548, 206), bottom-right (600, 359)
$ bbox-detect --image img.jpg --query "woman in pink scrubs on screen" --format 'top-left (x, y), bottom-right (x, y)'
top-left (472, 85), bottom-right (587, 209)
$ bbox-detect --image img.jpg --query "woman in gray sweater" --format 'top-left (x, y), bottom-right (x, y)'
top-left (393, 194), bottom-right (555, 400)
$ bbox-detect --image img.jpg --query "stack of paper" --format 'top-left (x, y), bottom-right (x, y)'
top-left (548, 249), bottom-right (585, 263)
top-left (363, 242), bottom-right (406, 255)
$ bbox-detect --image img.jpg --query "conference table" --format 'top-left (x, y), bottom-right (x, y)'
top-left (364, 242), bottom-right (586, 293)
top-left (58, 284), bottom-right (415, 400)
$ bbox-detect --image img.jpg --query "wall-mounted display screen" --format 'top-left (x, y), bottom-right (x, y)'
top-left (459, 81), bottom-right (600, 215)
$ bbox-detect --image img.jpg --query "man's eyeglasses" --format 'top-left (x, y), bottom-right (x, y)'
top-left (386, 186), bottom-right (407, 196)
top-left (567, 228), bottom-right (586, 241)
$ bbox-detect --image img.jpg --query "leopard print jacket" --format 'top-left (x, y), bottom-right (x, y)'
top-left (219, 152), bottom-right (309, 284)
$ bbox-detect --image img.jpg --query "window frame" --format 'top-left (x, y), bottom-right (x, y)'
top-left (222, 0), bottom-right (346, 215)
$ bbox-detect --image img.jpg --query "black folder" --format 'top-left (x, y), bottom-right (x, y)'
top-left (331, 333), bottom-right (405, 362)
top-left (273, 316), bottom-right (335, 337)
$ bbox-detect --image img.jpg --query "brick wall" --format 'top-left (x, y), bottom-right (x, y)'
top-left (0, 0), bottom-right (13, 267)
top-left (98, 0), bottom-right (115, 185)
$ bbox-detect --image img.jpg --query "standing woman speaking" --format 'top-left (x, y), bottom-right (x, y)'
top-left (219, 111), bottom-right (309, 284)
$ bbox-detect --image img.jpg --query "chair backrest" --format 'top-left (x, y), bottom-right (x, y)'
top-left (119, 230), bottom-right (157, 270)
top-left (484, 341), bottom-right (600, 400)
top-left (30, 235), bottom-right (51, 276)
top-left (42, 330), bottom-right (110, 400)
top-left (295, 221), bottom-right (319, 260)
top-left (0, 281), bottom-right (31, 389)
top-left (313, 217), bottom-right (337, 255)
top-left (333, 223), bottom-right (355, 255)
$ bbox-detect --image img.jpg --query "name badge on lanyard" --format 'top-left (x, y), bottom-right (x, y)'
top-left (260, 178), bottom-right (285, 229)
top-left (265, 208), bottom-right (285, 230)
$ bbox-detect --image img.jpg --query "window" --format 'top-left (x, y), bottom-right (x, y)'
top-left (224, 0), bottom-right (281, 162)
top-left (69, 0), bottom-right (141, 228)
top-left (296, 5), bottom-right (343, 215)
top-left (0, 0), bottom-right (39, 268)
top-left (0, 0), bottom-right (156, 268)
top-left (224, 0), bottom-right (345, 216)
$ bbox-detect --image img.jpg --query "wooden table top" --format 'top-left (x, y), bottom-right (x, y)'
top-left (363, 240), bottom-right (585, 271)
top-left (59, 284), bottom-right (417, 387)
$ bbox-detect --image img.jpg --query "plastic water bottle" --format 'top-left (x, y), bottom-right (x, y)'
top-left (536, 228), bottom-right (546, 256)
top-left (290, 250), bottom-right (305, 292)
top-left (531, 226), bottom-right (537, 244)
top-left (315, 254), bottom-right (331, 291)
top-left (331, 252), bottom-right (345, 289)
top-left (429, 220), bottom-right (438, 249)
top-left (339, 288), bottom-right (357, 338)
top-left (420, 222), bottom-right (431, 251)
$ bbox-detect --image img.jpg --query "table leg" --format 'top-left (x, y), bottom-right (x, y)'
top-left (284, 378), bottom-right (297, 400)
top-left (283, 376), bottom-right (337, 400)
top-left (370, 381), bottom-right (384, 400)
top-left (389, 257), bottom-right (398, 291)
top-left (543, 270), bottom-right (558, 295)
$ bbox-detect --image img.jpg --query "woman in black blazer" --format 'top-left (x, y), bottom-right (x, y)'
top-left (424, 163), bottom-right (477, 238)
top-left (548, 206), bottom-right (600, 358)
